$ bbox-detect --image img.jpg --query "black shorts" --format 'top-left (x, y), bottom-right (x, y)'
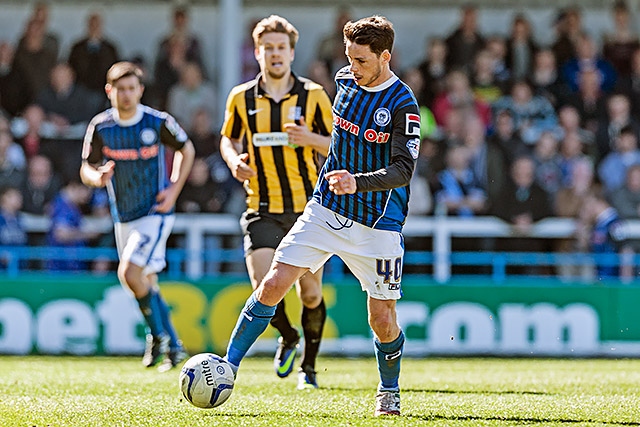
top-left (240, 211), bottom-right (301, 254)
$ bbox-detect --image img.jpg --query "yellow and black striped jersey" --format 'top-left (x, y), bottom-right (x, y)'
top-left (221, 72), bottom-right (333, 214)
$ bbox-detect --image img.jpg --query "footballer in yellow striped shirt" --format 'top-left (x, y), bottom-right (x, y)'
top-left (220, 15), bottom-right (332, 390)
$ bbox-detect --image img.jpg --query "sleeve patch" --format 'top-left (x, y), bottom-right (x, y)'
top-left (405, 113), bottom-right (421, 137)
top-left (406, 138), bottom-right (421, 160)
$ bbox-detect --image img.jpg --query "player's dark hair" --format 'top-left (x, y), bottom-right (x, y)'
top-left (343, 15), bottom-right (394, 56)
top-left (252, 15), bottom-right (299, 49)
top-left (106, 61), bottom-right (144, 86)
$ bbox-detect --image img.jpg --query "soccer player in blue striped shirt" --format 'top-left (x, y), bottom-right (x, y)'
top-left (80, 62), bottom-right (195, 371)
top-left (223, 16), bottom-right (420, 416)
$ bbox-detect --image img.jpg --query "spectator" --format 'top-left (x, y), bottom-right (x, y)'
top-left (46, 180), bottom-right (98, 271)
top-left (189, 108), bottom-right (221, 160)
top-left (602, 0), bottom-right (639, 78)
top-left (492, 79), bottom-right (559, 146)
top-left (68, 12), bottom-right (120, 93)
top-left (434, 144), bottom-right (486, 217)
top-left (416, 37), bottom-right (448, 109)
top-left (487, 108), bottom-right (528, 164)
top-left (529, 48), bottom-right (570, 108)
top-left (551, 6), bottom-right (583, 68)
top-left (561, 32), bottom-right (617, 94)
top-left (176, 157), bottom-right (224, 214)
top-left (307, 59), bottom-right (335, 101)
top-left (564, 68), bottom-right (608, 135)
top-left (0, 116), bottom-right (26, 190)
top-left (491, 155), bottom-right (553, 274)
top-left (19, 154), bottom-right (62, 215)
top-left (0, 186), bottom-right (27, 247)
top-left (166, 61), bottom-right (217, 132)
top-left (11, 104), bottom-right (55, 159)
top-left (445, 4), bottom-right (485, 74)
top-left (506, 14), bottom-right (538, 81)
top-left (486, 35), bottom-right (511, 87)
top-left (615, 47), bottom-right (640, 117)
top-left (17, 1), bottom-right (59, 59)
top-left (553, 157), bottom-right (595, 282)
top-left (558, 131), bottom-right (589, 188)
top-left (35, 62), bottom-right (104, 139)
top-left (155, 6), bottom-right (205, 108)
top-left (532, 131), bottom-right (563, 203)
top-left (433, 70), bottom-right (491, 130)
top-left (10, 17), bottom-right (58, 112)
top-left (597, 124), bottom-right (640, 194)
top-left (470, 49), bottom-right (503, 104)
top-left (609, 163), bottom-right (640, 220)
top-left (0, 41), bottom-right (22, 117)
top-left (316, 7), bottom-right (352, 75)
top-left (579, 189), bottom-right (634, 282)
top-left (594, 92), bottom-right (640, 162)
top-left (463, 115), bottom-right (508, 205)
top-left (557, 104), bottom-right (595, 148)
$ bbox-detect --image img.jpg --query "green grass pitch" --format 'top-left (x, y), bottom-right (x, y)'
top-left (0, 356), bottom-right (639, 426)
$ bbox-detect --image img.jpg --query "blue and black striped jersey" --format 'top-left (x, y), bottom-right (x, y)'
top-left (314, 67), bottom-right (420, 232)
top-left (82, 105), bottom-right (188, 223)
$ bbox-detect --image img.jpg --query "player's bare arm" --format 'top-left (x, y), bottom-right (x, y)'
top-left (155, 139), bottom-right (196, 213)
top-left (284, 116), bottom-right (331, 156)
top-left (220, 135), bottom-right (257, 182)
top-left (80, 160), bottom-right (115, 188)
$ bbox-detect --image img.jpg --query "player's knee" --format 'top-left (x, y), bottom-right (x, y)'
top-left (299, 291), bottom-right (322, 308)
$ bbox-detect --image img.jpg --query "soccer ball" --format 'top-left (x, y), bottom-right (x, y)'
top-left (179, 353), bottom-right (234, 409)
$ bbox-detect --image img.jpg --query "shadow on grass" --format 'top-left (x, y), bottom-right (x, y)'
top-left (326, 386), bottom-right (551, 395)
top-left (407, 414), bottom-right (640, 426)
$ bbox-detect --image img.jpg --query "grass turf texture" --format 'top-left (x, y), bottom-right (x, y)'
top-left (0, 356), bottom-right (639, 426)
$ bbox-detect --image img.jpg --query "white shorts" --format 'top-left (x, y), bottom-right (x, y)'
top-left (274, 200), bottom-right (404, 300)
top-left (114, 215), bottom-right (175, 275)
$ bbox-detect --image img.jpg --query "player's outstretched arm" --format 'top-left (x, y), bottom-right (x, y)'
top-left (80, 160), bottom-right (115, 188)
top-left (220, 135), bottom-right (257, 182)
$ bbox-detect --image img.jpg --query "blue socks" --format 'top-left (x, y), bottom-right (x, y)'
top-left (152, 289), bottom-right (181, 349)
top-left (225, 292), bottom-right (277, 368)
top-left (374, 330), bottom-right (405, 392)
top-left (136, 291), bottom-right (164, 338)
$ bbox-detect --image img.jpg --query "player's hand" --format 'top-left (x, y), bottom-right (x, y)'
top-left (284, 116), bottom-right (310, 147)
top-left (154, 185), bottom-right (179, 213)
top-left (97, 161), bottom-right (115, 186)
top-left (325, 170), bottom-right (357, 195)
top-left (230, 153), bottom-right (256, 182)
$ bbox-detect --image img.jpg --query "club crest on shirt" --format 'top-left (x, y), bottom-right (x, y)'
top-left (140, 128), bottom-right (157, 145)
top-left (406, 138), bottom-right (420, 159)
top-left (374, 108), bottom-right (391, 126)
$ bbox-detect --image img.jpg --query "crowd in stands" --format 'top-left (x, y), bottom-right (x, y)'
top-left (1, 2), bottom-right (639, 280)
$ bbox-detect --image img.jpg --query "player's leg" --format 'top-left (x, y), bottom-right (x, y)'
top-left (337, 221), bottom-right (404, 415)
top-left (242, 212), bottom-right (301, 377)
top-left (368, 297), bottom-right (404, 416)
top-left (224, 261), bottom-right (308, 374)
top-left (115, 215), bottom-right (176, 368)
top-left (296, 267), bottom-right (325, 389)
top-left (146, 272), bottom-right (188, 371)
top-left (117, 259), bottom-right (167, 367)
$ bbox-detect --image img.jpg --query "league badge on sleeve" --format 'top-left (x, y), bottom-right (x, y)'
top-left (405, 113), bottom-right (420, 137)
top-left (406, 138), bottom-right (420, 159)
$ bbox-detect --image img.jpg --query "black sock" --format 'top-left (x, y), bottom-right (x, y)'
top-left (300, 298), bottom-right (326, 370)
top-left (270, 299), bottom-right (299, 344)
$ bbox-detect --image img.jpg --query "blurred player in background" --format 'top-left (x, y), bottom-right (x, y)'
top-left (220, 15), bottom-right (333, 389)
top-left (80, 61), bottom-right (195, 371)
top-left (223, 15), bottom-right (419, 416)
